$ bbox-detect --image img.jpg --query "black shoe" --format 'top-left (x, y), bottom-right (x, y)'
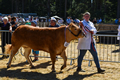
top-left (5, 55), bottom-right (9, 58)
top-left (97, 68), bottom-right (105, 73)
top-left (77, 67), bottom-right (85, 72)
top-left (32, 59), bottom-right (38, 62)
top-left (1, 55), bottom-right (5, 59)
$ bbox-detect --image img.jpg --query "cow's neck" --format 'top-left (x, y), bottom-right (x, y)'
top-left (65, 28), bottom-right (76, 43)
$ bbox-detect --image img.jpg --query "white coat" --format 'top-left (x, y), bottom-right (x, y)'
top-left (117, 25), bottom-right (120, 40)
top-left (77, 20), bottom-right (97, 50)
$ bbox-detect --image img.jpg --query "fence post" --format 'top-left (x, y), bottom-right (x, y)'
top-left (88, 60), bottom-right (92, 67)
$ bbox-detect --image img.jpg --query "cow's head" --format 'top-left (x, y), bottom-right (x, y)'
top-left (67, 22), bottom-right (85, 39)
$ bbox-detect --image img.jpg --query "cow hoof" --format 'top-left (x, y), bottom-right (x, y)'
top-left (30, 66), bottom-right (35, 69)
top-left (52, 70), bottom-right (56, 73)
top-left (7, 66), bottom-right (10, 68)
top-left (61, 65), bottom-right (66, 70)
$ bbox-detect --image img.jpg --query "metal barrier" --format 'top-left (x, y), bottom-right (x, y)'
top-left (20, 34), bottom-right (120, 65)
top-left (20, 40), bottom-right (79, 65)
top-left (83, 34), bottom-right (120, 66)
top-left (0, 30), bottom-right (19, 57)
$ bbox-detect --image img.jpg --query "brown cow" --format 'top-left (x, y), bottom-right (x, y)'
top-left (5, 22), bottom-right (85, 72)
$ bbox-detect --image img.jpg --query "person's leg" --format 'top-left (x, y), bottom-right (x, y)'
top-left (33, 51), bottom-right (39, 62)
top-left (89, 42), bottom-right (100, 68)
top-left (8, 32), bottom-right (12, 44)
top-left (89, 42), bottom-right (105, 73)
top-left (77, 50), bottom-right (87, 72)
top-left (1, 33), bottom-right (6, 58)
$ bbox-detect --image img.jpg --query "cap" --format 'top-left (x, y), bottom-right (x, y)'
top-left (3, 17), bottom-right (8, 21)
top-left (83, 12), bottom-right (90, 16)
top-left (31, 21), bottom-right (37, 26)
top-left (51, 17), bottom-right (56, 21)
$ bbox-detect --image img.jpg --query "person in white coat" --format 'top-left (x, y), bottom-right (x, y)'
top-left (77, 12), bottom-right (105, 73)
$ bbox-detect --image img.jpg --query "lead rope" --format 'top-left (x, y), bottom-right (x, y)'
top-left (64, 27), bottom-right (70, 47)
top-left (91, 34), bottom-right (96, 51)
top-left (64, 27), bottom-right (66, 42)
top-left (83, 26), bottom-right (96, 51)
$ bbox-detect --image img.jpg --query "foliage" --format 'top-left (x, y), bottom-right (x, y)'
top-left (0, 0), bottom-right (118, 23)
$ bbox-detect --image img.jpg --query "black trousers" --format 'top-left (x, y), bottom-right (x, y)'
top-left (1, 32), bottom-right (11, 53)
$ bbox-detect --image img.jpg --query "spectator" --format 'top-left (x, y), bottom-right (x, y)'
top-left (93, 18), bottom-right (97, 24)
top-left (25, 17), bottom-right (29, 21)
top-left (49, 17), bottom-right (60, 27)
top-left (99, 18), bottom-right (102, 23)
top-left (0, 17), bottom-right (12, 59)
top-left (8, 16), bottom-right (11, 23)
top-left (74, 18), bottom-right (80, 23)
top-left (31, 21), bottom-right (39, 62)
top-left (97, 18), bottom-right (99, 23)
top-left (77, 12), bottom-right (105, 73)
top-left (48, 18), bottom-right (51, 22)
top-left (58, 18), bottom-right (64, 24)
top-left (33, 17), bottom-right (38, 22)
top-left (115, 18), bottom-right (118, 24)
top-left (16, 17), bottom-right (19, 23)
top-left (11, 17), bottom-right (18, 30)
top-left (66, 17), bottom-right (71, 25)
top-left (0, 16), bottom-right (2, 21)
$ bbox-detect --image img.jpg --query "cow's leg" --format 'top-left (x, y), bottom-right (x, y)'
top-left (50, 53), bottom-right (56, 72)
top-left (7, 46), bottom-right (19, 68)
top-left (23, 47), bottom-right (34, 68)
top-left (60, 51), bottom-right (67, 70)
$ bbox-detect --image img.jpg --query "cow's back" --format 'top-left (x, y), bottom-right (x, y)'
top-left (11, 25), bottom-right (65, 53)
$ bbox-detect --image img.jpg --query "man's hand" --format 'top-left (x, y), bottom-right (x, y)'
top-left (9, 26), bottom-right (12, 32)
top-left (79, 22), bottom-right (84, 28)
top-left (90, 31), bottom-right (94, 34)
top-left (9, 30), bottom-right (12, 32)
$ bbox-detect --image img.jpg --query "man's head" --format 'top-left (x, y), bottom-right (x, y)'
top-left (8, 16), bottom-right (11, 22)
top-left (83, 12), bottom-right (90, 21)
top-left (50, 17), bottom-right (56, 26)
top-left (12, 17), bottom-right (16, 22)
top-left (31, 21), bottom-right (37, 27)
top-left (3, 17), bottom-right (8, 24)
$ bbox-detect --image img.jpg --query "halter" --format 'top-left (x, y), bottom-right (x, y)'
top-left (64, 26), bottom-right (86, 42)
top-left (67, 28), bottom-right (82, 37)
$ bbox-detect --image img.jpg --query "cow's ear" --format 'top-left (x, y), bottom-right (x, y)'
top-left (69, 22), bottom-right (74, 28)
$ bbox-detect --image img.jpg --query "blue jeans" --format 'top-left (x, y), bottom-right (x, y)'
top-left (32, 50), bottom-right (39, 54)
top-left (78, 42), bottom-right (100, 68)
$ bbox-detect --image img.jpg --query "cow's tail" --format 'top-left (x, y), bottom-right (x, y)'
top-left (4, 44), bottom-right (12, 55)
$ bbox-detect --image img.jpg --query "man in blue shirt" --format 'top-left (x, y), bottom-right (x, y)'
top-left (115, 18), bottom-right (118, 24)
top-left (66, 17), bottom-right (71, 25)
top-left (49, 17), bottom-right (60, 27)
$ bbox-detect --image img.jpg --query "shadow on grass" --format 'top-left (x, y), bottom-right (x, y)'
top-left (35, 61), bottom-right (51, 68)
top-left (10, 61), bottom-right (51, 69)
top-left (112, 49), bottom-right (120, 53)
top-left (0, 67), bottom-right (100, 80)
top-left (63, 71), bottom-right (98, 80)
top-left (0, 68), bottom-right (59, 80)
